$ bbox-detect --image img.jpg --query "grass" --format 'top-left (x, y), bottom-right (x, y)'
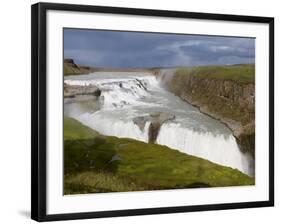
top-left (166, 64), bottom-right (255, 125)
top-left (64, 62), bottom-right (90, 76)
top-left (175, 64), bottom-right (255, 84)
top-left (64, 117), bottom-right (254, 194)
top-left (64, 172), bottom-right (146, 194)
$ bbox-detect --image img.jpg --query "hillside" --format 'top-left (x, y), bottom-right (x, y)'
top-left (64, 117), bottom-right (254, 194)
top-left (63, 58), bottom-right (93, 76)
top-left (63, 58), bottom-right (157, 76)
top-left (159, 64), bottom-right (255, 156)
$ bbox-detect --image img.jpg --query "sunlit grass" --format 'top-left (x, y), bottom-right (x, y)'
top-left (176, 64), bottom-right (255, 84)
top-left (64, 62), bottom-right (90, 76)
top-left (64, 117), bottom-right (254, 194)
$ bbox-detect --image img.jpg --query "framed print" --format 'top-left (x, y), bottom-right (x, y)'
top-left (31, 2), bottom-right (274, 222)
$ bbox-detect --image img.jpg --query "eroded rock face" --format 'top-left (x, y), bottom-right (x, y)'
top-left (64, 83), bottom-right (101, 98)
top-left (163, 70), bottom-right (255, 157)
top-left (133, 112), bottom-right (175, 143)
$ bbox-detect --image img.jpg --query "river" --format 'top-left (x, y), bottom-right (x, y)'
top-left (64, 72), bottom-right (253, 176)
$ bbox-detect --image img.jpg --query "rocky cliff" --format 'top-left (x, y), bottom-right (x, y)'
top-left (133, 112), bottom-right (175, 143)
top-left (159, 65), bottom-right (255, 156)
top-left (64, 83), bottom-right (101, 98)
top-left (64, 58), bottom-right (93, 75)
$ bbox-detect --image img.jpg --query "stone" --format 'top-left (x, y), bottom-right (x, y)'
top-left (64, 83), bottom-right (101, 98)
top-left (133, 112), bottom-right (175, 143)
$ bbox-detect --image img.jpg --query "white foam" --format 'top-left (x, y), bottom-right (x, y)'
top-left (65, 73), bottom-right (159, 109)
top-left (156, 122), bottom-right (253, 176)
top-left (75, 111), bottom-right (150, 142)
top-left (65, 72), bottom-right (254, 176)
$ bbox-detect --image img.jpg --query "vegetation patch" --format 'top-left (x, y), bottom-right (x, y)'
top-left (164, 64), bottom-right (255, 156)
top-left (175, 64), bottom-right (255, 84)
top-left (167, 65), bottom-right (255, 125)
top-left (64, 117), bottom-right (254, 194)
top-left (64, 58), bottom-right (92, 76)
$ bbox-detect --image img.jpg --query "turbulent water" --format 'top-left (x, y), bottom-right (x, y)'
top-left (64, 72), bottom-right (253, 176)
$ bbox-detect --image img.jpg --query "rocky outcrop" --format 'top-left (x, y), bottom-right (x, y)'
top-left (64, 83), bottom-right (101, 104)
top-left (133, 112), bottom-right (175, 143)
top-left (63, 58), bottom-right (156, 75)
top-left (64, 83), bottom-right (101, 98)
top-left (160, 68), bottom-right (255, 156)
top-left (64, 58), bottom-right (75, 64)
top-left (64, 58), bottom-right (93, 76)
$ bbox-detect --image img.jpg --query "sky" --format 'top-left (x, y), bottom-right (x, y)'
top-left (64, 28), bottom-right (255, 68)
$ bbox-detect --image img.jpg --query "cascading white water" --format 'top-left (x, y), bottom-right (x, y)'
top-left (64, 72), bottom-right (253, 176)
top-left (77, 111), bottom-right (151, 142)
top-left (156, 122), bottom-right (252, 175)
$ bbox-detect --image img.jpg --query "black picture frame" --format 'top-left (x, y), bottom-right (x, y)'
top-left (31, 2), bottom-right (274, 222)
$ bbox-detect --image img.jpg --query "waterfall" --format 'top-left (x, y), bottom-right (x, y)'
top-left (74, 111), bottom-right (253, 176)
top-left (65, 72), bottom-right (253, 177)
top-left (156, 122), bottom-right (253, 176)
top-left (77, 111), bottom-right (151, 142)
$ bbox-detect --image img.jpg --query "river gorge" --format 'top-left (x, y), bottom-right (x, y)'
top-left (64, 71), bottom-right (254, 177)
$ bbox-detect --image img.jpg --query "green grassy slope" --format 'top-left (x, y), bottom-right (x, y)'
top-left (64, 117), bottom-right (254, 194)
top-left (167, 64), bottom-right (255, 125)
top-left (175, 64), bottom-right (255, 84)
top-left (166, 64), bottom-right (255, 155)
top-left (64, 62), bottom-right (91, 76)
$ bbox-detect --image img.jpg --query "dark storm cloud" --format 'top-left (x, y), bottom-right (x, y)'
top-left (64, 29), bottom-right (255, 68)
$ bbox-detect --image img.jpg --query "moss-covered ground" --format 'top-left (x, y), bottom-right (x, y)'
top-left (175, 64), bottom-right (255, 84)
top-left (64, 117), bottom-right (254, 194)
top-left (64, 62), bottom-right (90, 76)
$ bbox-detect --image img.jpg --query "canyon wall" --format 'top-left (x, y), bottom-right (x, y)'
top-left (159, 65), bottom-right (255, 157)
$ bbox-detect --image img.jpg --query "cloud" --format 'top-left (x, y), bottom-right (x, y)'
top-left (64, 29), bottom-right (255, 67)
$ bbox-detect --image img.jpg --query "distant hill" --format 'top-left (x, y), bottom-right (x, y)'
top-left (63, 58), bottom-right (157, 75)
top-left (64, 58), bottom-right (93, 76)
